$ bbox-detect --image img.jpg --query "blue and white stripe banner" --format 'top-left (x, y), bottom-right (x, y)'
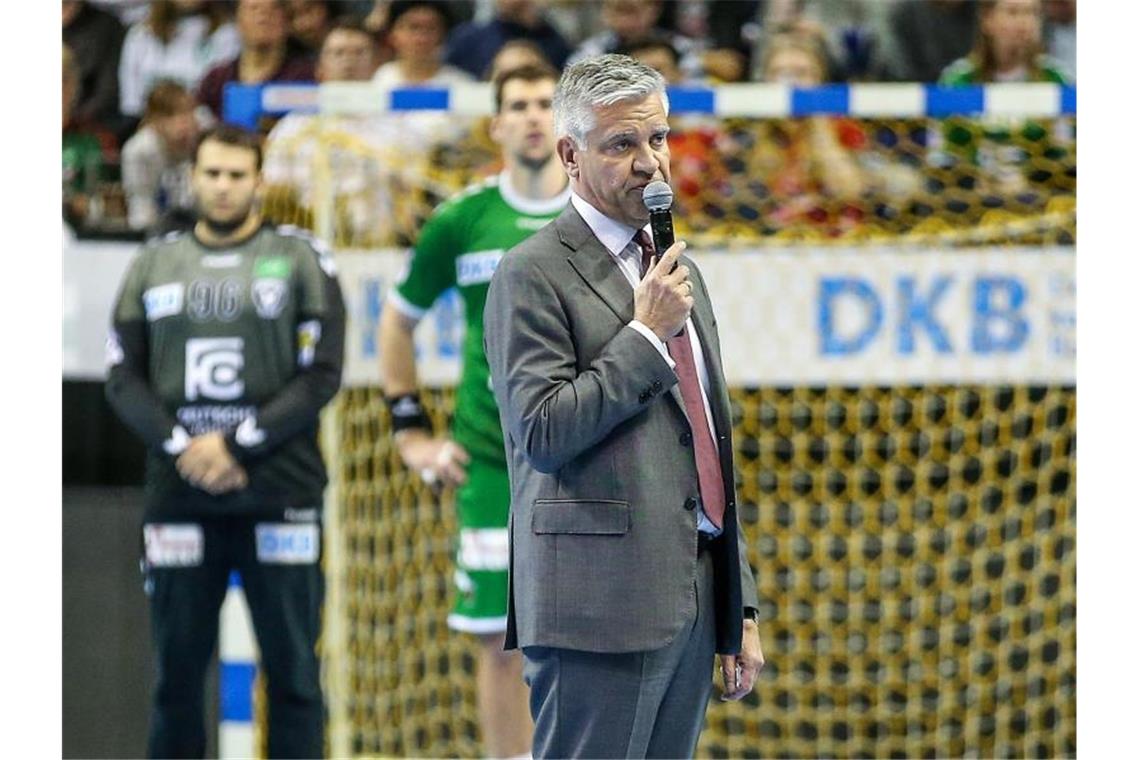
top-left (223, 82), bottom-right (1076, 127)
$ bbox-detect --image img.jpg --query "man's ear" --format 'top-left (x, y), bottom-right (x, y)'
top-left (489, 113), bottom-right (503, 145)
top-left (556, 136), bottom-right (580, 179)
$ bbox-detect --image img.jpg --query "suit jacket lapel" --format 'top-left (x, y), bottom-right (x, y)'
top-left (559, 207), bottom-right (635, 324)
top-left (558, 206), bottom-right (691, 423)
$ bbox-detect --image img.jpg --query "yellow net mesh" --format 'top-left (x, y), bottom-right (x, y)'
top-left (261, 110), bottom-right (1076, 758)
top-left (324, 385), bottom-right (1074, 759)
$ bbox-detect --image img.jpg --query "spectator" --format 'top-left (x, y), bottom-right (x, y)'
top-left (372, 1), bottom-right (472, 87)
top-left (659, 0), bottom-right (760, 82)
top-left (263, 16), bottom-right (414, 243)
top-left (939, 0), bottom-right (1069, 84)
top-left (196, 0), bottom-right (317, 119)
top-left (753, 31), bottom-right (875, 233)
top-left (1043, 0), bottom-right (1075, 81)
top-left (618, 35), bottom-right (688, 85)
top-left (118, 0), bottom-right (240, 120)
top-left (287, 0), bottom-right (334, 55)
top-left (485, 39), bottom-right (551, 82)
top-left (63, 1), bottom-right (126, 132)
top-left (63, 44), bottom-right (116, 229)
top-left (938, 0), bottom-right (1073, 198)
top-left (121, 81), bottom-right (202, 232)
top-left (751, 0), bottom-right (899, 82)
top-left (443, 0), bottom-right (572, 80)
top-left (568, 0), bottom-right (706, 81)
top-left (889, 0), bottom-right (977, 83)
top-left (90, 0), bottom-right (151, 26)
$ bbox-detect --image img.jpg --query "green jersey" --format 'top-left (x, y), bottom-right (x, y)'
top-left (391, 172), bottom-right (569, 464)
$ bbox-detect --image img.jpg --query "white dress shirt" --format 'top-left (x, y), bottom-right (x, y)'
top-left (570, 193), bottom-right (724, 536)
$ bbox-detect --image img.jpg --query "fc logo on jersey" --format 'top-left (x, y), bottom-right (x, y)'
top-left (252, 278), bottom-right (289, 319)
top-left (185, 337), bottom-right (244, 401)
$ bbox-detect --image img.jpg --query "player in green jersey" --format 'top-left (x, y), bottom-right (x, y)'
top-left (379, 63), bottom-right (568, 759)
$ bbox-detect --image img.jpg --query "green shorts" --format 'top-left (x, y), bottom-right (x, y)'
top-left (449, 457), bottom-right (510, 634)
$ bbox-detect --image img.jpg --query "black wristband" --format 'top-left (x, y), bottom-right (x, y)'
top-left (386, 392), bottom-right (433, 434)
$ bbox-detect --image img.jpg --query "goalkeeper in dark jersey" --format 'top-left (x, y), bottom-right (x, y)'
top-left (106, 124), bottom-right (345, 759)
top-left (378, 63), bottom-right (568, 759)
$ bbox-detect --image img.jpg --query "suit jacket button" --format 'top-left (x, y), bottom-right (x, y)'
top-left (684, 496), bottom-right (698, 511)
top-left (652, 379), bottom-right (663, 392)
top-left (680, 431), bottom-right (692, 446)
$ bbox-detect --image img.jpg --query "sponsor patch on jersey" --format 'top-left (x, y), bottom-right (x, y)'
top-left (251, 278), bottom-right (289, 319)
top-left (202, 253), bottom-right (243, 268)
top-left (144, 524), bottom-right (204, 567)
top-left (143, 282), bottom-right (184, 321)
top-left (457, 528), bottom-right (509, 571)
top-left (185, 337), bottom-right (244, 401)
top-left (253, 256), bottom-right (292, 279)
top-left (255, 523), bottom-right (320, 564)
top-left (456, 250), bottom-right (504, 287)
top-left (176, 404), bottom-right (255, 435)
top-left (297, 319), bottom-right (321, 367)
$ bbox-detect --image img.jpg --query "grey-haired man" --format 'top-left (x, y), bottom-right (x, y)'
top-left (484, 54), bottom-right (766, 758)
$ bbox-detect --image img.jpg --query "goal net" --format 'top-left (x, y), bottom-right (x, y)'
top-left (253, 81), bottom-right (1075, 759)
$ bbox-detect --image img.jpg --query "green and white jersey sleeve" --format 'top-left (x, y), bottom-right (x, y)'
top-left (388, 172), bottom-right (570, 464)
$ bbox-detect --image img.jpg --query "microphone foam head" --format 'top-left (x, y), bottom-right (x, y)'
top-left (642, 180), bottom-right (674, 212)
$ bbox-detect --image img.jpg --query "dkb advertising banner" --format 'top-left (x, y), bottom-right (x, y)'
top-left (65, 241), bottom-right (1074, 386)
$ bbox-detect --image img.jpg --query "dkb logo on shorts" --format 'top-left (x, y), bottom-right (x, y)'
top-left (185, 337), bottom-right (245, 401)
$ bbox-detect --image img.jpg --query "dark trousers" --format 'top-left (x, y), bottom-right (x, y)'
top-left (141, 511), bottom-right (325, 759)
top-left (523, 545), bottom-right (718, 759)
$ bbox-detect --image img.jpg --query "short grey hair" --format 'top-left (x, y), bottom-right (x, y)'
top-left (553, 54), bottom-right (670, 147)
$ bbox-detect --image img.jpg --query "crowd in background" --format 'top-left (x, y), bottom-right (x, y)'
top-left (63, 0), bottom-right (1077, 237)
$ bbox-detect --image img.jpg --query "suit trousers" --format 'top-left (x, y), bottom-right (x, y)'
top-left (523, 542), bottom-right (717, 759)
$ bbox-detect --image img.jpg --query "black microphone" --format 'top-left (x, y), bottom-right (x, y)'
top-left (642, 181), bottom-right (675, 268)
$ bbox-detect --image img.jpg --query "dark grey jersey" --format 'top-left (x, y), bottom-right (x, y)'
top-left (106, 224), bottom-right (346, 517)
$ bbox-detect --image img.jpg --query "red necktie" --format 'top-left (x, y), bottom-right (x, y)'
top-left (634, 231), bottom-right (726, 529)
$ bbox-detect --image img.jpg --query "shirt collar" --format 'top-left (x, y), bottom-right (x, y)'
top-left (570, 192), bottom-right (652, 258)
top-left (499, 171), bottom-right (571, 216)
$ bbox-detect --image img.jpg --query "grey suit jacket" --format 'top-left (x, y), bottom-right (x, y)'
top-left (484, 204), bottom-right (760, 655)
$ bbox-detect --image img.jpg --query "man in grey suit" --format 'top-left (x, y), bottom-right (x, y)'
top-left (483, 54), bottom-right (766, 759)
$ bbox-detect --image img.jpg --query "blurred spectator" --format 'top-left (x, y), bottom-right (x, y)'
top-left (64, 44), bottom-right (117, 229)
top-left (658, 0), bottom-right (760, 82)
top-left (938, 0), bottom-right (1073, 198)
top-left (196, 0), bottom-right (317, 119)
top-left (288, 0), bottom-right (334, 55)
top-left (63, 1), bottom-right (126, 131)
top-left (443, 0), bottom-right (572, 80)
top-left (372, 1), bottom-right (472, 86)
top-left (618, 35), bottom-right (687, 85)
top-left (263, 17), bottom-right (406, 242)
top-left (889, 0), bottom-right (976, 83)
top-left (752, 31), bottom-right (879, 233)
top-left (485, 39), bottom-right (551, 81)
top-left (1043, 0), bottom-right (1075, 81)
top-left (118, 1), bottom-right (240, 120)
top-left (568, 1), bottom-right (707, 81)
top-left (121, 81), bottom-right (202, 232)
top-left (939, 0), bottom-right (1069, 84)
top-left (90, 0), bottom-right (151, 26)
top-left (752, 0), bottom-right (898, 82)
